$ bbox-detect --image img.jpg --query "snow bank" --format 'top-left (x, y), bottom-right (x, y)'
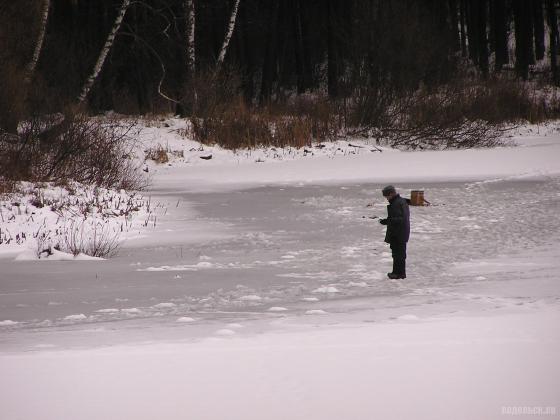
top-left (140, 119), bottom-right (560, 193)
top-left (1, 309), bottom-right (558, 420)
top-left (0, 182), bottom-right (162, 259)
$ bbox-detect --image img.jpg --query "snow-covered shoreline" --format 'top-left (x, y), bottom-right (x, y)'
top-left (1, 306), bottom-right (558, 420)
top-left (1, 119), bottom-right (560, 420)
top-left (142, 119), bottom-right (560, 193)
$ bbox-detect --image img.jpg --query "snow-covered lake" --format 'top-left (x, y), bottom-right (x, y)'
top-left (2, 177), bottom-right (559, 352)
top-left (2, 125), bottom-right (560, 420)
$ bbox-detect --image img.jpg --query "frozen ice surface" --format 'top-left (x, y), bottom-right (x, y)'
top-left (1, 122), bottom-right (560, 419)
top-left (1, 178), bottom-right (559, 351)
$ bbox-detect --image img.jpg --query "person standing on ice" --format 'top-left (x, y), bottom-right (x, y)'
top-left (379, 185), bottom-right (410, 279)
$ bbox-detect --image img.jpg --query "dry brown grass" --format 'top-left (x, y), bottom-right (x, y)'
top-left (145, 144), bottom-right (169, 164)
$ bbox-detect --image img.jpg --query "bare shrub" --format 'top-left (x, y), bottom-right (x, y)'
top-left (0, 113), bottom-right (145, 189)
top-left (462, 79), bottom-right (560, 123)
top-left (145, 144), bottom-right (169, 164)
top-left (274, 117), bottom-right (313, 148)
top-left (192, 99), bottom-right (273, 149)
top-left (35, 228), bottom-right (55, 259)
top-left (268, 95), bottom-right (341, 143)
top-left (0, 179), bottom-right (17, 195)
top-left (347, 81), bottom-right (510, 149)
top-left (62, 220), bottom-right (120, 258)
top-left (383, 86), bottom-right (504, 149)
top-left (191, 92), bottom-right (342, 150)
top-left (184, 68), bottom-right (242, 119)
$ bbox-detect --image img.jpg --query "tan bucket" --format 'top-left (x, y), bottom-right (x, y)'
top-left (410, 190), bottom-right (425, 206)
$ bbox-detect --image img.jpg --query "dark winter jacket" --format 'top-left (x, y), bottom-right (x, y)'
top-left (384, 194), bottom-right (410, 243)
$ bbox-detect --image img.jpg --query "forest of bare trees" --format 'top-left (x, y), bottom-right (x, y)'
top-left (1, 0), bottom-right (560, 168)
top-left (1, 0), bottom-right (559, 118)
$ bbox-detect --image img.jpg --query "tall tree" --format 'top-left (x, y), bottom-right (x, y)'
top-left (513, 0), bottom-right (532, 79)
top-left (449, 0), bottom-right (461, 53)
top-left (77, 0), bottom-right (131, 104)
top-left (476, 0), bottom-right (489, 76)
top-left (533, 1), bottom-right (546, 61)
top-left (293, 0), bottom-right (311, 94)
top-left (493, 0), bottom-right (509, 72)
top-left (216, 0), bottom-right (241, 68)
top-left (547, 0), bottom-right (560, 84)
top-left (466, 0), bottom-right (479, 63)
top-left (327, 0), bottom-right (339, 98)
top-left (459, 0), bottom-right (467, 57)
top-left (186, 0), bottom-right (195, 76)
top-left (178, 0), bottom-right (196, 116)
top-left (260, 0), bottom-right (280, 103)
top-left (24, 0), bottom-right (50, 85)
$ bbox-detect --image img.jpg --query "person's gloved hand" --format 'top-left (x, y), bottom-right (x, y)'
top-left (379, 218), bottom-right (388, 225)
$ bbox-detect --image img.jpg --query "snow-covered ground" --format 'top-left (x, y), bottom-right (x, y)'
top-left (1, 119), bottom-right (560, 420)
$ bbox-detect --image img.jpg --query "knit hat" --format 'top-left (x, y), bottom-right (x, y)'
top-left (382, 185), bottom-right (396, 196)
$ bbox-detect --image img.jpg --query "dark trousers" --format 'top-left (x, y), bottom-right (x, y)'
top-left (390, 241), bottom-right (407, 277)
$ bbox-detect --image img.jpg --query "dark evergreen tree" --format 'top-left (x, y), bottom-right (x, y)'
top-left (459, 0), bottom-right (468, 57)
top-left (476, 0), bottom-right (489, 76)
top-left (547, 0), bottom-right (560, 84)
top-left (493, 0), bottom-right (509, 72)
top-left (513, 0), bottom-right (531, 79)
top-left (327, 0), bottom-right (339, 98)
top-left (533, 1), bottom-right (546, 61)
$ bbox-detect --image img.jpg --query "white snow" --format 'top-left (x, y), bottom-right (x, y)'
top-left (176, 317), bottom-right (195, 323)
top-left (396, 314), bottom-right (420, 321)
top-left (147, 123), bottom-right (560, 193)
top-left (312, 286), bottom-right (340, 294)
top-left (2, 309), bottom-right (558, 420)
top-left (63, 314), bottom-right (87, 321)
top-left (347, 281), bottom-right (368, 288)
top-left (121, 308), bottom-right (141, 314)
top-left (215, 329), bottom-right (236, 336)
top-left (239, 295), bottom-right (262, 301)
top-left (305, 309), bottom-right (328, 315)
top-left (0, 182), bottom-right (160, 260)
top-left (96, 309), bottom-right (119, 314)
top-left (153, 302), bottom-right (176, 309)
top-left (2, 118), bottom-right (560, 420)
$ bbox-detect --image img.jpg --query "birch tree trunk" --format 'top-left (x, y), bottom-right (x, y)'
top-left (24, 0), bottom-right (50, 85)
top-left (186, 0), bottom-right (195, 76)
top-left (77, 0), bottom-right (131, 104)
top-left (216, 0), bottom-right (241, 67)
